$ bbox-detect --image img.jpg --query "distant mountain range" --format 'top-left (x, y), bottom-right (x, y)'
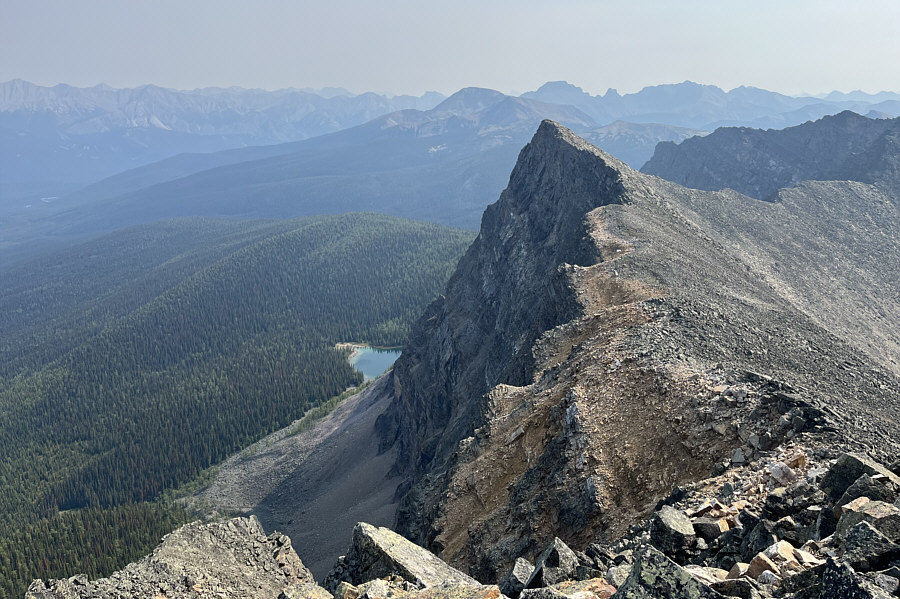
top-left (523, 80), bottom-right (900, 130)
top-left (0, 87), bottom-right (704, 262)
top-left (3, 79), bottom-right (899, 268)
top-left (4, 79), bottom-right (898, 211)
top-left (0, 79), bottom-right (445, 204)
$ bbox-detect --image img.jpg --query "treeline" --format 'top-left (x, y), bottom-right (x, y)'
top-left (0, 502), bottom-right (189, 598)
top-left (0, 214), bottom-right (474, 596)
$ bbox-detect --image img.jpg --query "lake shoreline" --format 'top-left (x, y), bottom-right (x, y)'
top-left (335, 342), bottom-right (403, 362)
top-left (336, 343), bottom-right (402, 380)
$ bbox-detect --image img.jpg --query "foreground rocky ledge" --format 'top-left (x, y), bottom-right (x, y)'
top-left (28, 449), bottom-right (900, 599)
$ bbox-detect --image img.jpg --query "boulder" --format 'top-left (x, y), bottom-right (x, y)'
top-left (867, 573), bottom-right (899, 595)
top-left (820, 453), bottom-right (900, 502)
top-left (778, 564), bottom-right (826, 599)
top-left (821, 559), bottom-right (893, 598)
top-left (334, 582), bottom-right (361, 599)
top-left (693, 517), bottom-right (729, 541)
top-left (746, 553), bottom-right (780, 580)
top-left (404, 585), bottom-right (502, 599)
top-left (649, 506), bottom-right (696, 559)
top-left (762, 540), bottom-right (802, 573)
top-left (323, 523), bottom-right (478, 593)
top-left (524, 538), bottom-right (580, 588)
top-left (612, 545), bottom-right (724, 598)
top-left (281, 584), bottom-right (336, 599)
top-left (499, 558), bottom-right (534, 598)
top-left (841, 521), bottom-right (900, 571)
top-left (521, 578), bottom-right (615, 599)
top-left (739, 520), bottom-right (777, 562)
top-left (838, 474), bottom-right (899, 507)
top-left (709, 578), bottom-right (763, 599)
top-left (836, 500), bottom-right (900, 541)
top-left (726, 562), bottom-right (750, 579)
top-left (712, 528), bottom-right (744, 570)
top-left (605, 564), bottom-right (630, 588)
top-left (684, 565), bottom-right (728, 585)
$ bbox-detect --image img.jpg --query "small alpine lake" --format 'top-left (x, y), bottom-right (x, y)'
top-left (344, 344), bottom-right (402, 380)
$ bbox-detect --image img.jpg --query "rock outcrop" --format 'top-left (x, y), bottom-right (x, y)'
top-left (26, 516), bottom-right (319, 598)
top-left (323, 523), bottom-right (478, 591)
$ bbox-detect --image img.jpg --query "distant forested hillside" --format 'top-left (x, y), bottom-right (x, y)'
top-left (0, 213), bottom-right (474, 597)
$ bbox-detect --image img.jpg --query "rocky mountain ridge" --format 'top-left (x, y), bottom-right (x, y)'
top-left (377, 121), bottom-right (896, 578)
top-left (642, 111), bottom-right (900, 199)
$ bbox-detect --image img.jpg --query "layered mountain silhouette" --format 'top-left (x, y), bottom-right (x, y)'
top-left (523, 80), bottom-right (900, 130)
top-left (2, 87), bottom-right (706, 265)
top-left (8, 78), bottom-right (897, 247)
top-left (0, 80), bottom-right (445, 204)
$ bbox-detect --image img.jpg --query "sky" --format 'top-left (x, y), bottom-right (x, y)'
top-left (2, 0), bottom-right (899, 97)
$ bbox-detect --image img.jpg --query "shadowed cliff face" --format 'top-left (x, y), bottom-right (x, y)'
top-left (380, 120), bottom-right (898, 579)
top-left (378, 122), bottom-right (634, 476)
top-left (641, 111), bottom-right (900, 200)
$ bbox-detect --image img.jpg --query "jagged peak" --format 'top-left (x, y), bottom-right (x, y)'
top-left (525, 119), bottom-right (635, 177)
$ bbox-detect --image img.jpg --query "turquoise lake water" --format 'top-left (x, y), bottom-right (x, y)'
top-left (348, 346), bottom-right (402, 380)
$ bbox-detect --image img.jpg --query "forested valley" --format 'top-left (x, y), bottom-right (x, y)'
top-left (0, 213), bottom-right (474, 597)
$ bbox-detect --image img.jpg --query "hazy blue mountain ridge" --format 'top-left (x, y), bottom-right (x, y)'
top-left (0, 79), bottom-right (445, 204)
top-left (523, 80), bottom-right (900, 130)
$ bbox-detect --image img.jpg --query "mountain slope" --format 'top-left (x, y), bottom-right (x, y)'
top-left (2, 89), bottom-right (597, 259)
top-left (4, 88), bottom-right (718, 267)
top-left (642, 111), bottom-right (900, 199)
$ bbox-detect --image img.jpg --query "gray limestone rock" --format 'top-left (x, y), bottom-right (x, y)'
top-left (740, 520), bottom-right (778, 563)
top-left (693, 517), bottom-right (729, 541)
top-left (323, 523), bottom-right (478, 593)
top-left (709, 578), bottom-right (763, 599)
top-left (525, 538), bottom-right (580, 588)
top-left (26, 516), bottom-right (314, 599)
top-left (821, 453), bottom-right (900, 502)
top-left (499, 558), bottom-right (534, 598)
top-left (821, 559), bottom-right (893, 599)
top-left (841, 521), bottom-right (900, 572)
top-left (650, 506), bottom-right (696, 559)
top-left (837, 500), bottom-right (900, 542)
top-left (613, 545), bottom-right (725, 598)
top-left (280, 583), bottom-right (335, 599)
top-left (605, 564), bottom-right (631, 588)
top-left (838, 474), bottom-right (900, 507)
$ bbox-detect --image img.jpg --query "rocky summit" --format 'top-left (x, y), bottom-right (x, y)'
top-left (29, 120), bottom-right (899, 598)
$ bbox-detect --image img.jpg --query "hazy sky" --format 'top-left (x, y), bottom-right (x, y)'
top-left (2, 0), bottom-right (899, 96)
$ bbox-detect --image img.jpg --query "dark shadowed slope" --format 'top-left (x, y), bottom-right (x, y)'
top-left (642, 111), bottom-right (900, 199)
